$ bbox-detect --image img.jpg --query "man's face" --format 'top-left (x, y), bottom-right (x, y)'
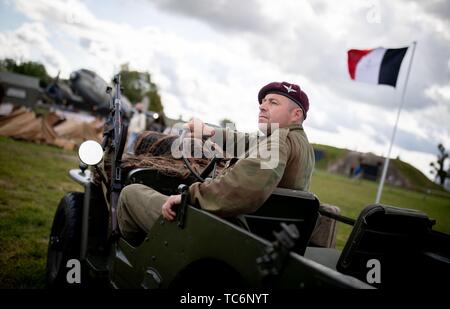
top-left (258, 93), bottom-right (301, 129)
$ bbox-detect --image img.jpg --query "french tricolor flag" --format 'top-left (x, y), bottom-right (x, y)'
top-left (347, 47), bottom-right (408, 87)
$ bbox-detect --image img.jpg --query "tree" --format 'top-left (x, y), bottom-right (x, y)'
top-left (147, 82), bottom-right (164, 113)
top-left (430, 143), bottom-right (449, 186)
top-left (0, 58), bottom-right (51, 87)
top-left (118, 63), bottom-right (164, 114)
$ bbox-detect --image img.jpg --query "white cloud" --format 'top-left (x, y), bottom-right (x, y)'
top-left (0, 22), bottom-right (70, 75)
top-left (426, 84), bottom-right (450, 103)
top-left (1, 0), bottom-right (449, 181)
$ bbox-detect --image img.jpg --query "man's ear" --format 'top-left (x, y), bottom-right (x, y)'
top-left (293, 107), bottom-right (303, 122)
top-left (299, 109), bottom-right (305, 122)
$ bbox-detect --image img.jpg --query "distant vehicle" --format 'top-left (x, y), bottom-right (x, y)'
top-left (69, 69), bottom-right (122, 116)
top-left (1, 69), bottom-right (165, 132)
top-left (60, 69), bottom-right (161, 128)
top-left (45, 73), bottom-right (84, 109)
top-left (0, 71), bottom-right (43, 108)
top-left (42, 69), bottom-right (132, 118)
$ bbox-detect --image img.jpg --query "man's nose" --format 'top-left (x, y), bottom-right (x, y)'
top-left (259, 101), bottom-right (268, 111)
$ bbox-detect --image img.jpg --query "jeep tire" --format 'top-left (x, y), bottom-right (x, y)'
top-left (46, 192), bottom-right (84, 288)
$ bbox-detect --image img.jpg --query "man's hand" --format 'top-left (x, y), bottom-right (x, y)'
top-left (161, 194), bottom-right (182, 221)
top-left (185, 118), bottom-right (215, 138)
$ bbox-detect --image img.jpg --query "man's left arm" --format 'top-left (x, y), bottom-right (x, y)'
top-left (188, 128), bottom-right (291, 217)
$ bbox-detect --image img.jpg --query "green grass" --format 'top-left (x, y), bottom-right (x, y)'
top-left (0, 136), bottom-right (81, 288)
top-left (312, 143), bottom-right (348, 170)
top-left (391, 158), bottom-right (446, 192)
top-left (310, 169), bottom-right (450, 248)
top-left (0, 136), bottom-right (449, 288)
top-left (312, 144), bottom-right (446, 194)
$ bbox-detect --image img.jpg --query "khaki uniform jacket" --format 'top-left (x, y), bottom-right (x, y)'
top-left (189, 124), bottom-right (315, 217)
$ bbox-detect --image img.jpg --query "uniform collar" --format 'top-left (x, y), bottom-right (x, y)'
top-left (261, 123), bottom-right (303, 137)
top-left (284, 123), bottom-right (303, 131)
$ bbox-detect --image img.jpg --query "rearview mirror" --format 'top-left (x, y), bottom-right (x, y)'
top-left (78, 140), bottom-right (103, 166)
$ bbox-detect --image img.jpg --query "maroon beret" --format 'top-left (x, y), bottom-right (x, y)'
top-left (258, 81), bottom-right (309, 119)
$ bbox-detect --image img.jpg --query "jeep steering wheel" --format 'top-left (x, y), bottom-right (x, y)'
top-left (179, 129), bottom-right (218, 183)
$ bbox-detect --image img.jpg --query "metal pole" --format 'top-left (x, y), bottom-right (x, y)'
top-left (375, 41), bottom-right (417, 204)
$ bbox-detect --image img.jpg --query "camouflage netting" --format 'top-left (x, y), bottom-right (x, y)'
top-left (134, 131), bottom-right (167, 156)
top-left (93, 131), bottom-right (227, 188)
top-left (121, 155), bottom-right (215, 179)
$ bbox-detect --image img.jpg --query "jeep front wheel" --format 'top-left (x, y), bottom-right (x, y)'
top-left (46, 192), bottom-right (84, 288)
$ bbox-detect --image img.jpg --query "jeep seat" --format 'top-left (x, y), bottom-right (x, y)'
top-left (239, 188), bottom-right (320, 255)
top-left (336, 204), bottom-right (450, 288)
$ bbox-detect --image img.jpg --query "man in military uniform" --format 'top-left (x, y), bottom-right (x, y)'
top-left (117, 81), bottom-right (315, 243)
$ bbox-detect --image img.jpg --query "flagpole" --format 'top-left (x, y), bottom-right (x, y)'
top-left (375, 41), bottom-right (417, 204)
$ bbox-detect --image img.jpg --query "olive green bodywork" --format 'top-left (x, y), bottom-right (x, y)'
top-left (111, 204), bottom-right (367, 288)
top-left (50, 165), bottom-right (449, 289)
top-left (61, 166), bottom-right (371, 289)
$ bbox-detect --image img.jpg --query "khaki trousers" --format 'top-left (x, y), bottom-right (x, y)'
top-left (117, 184), bottom-right (168, 242)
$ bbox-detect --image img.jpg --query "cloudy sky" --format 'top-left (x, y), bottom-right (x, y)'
top-left (0, 0), bottom-right (449, 179)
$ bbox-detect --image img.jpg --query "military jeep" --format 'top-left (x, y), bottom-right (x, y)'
top-left (46, 75), bottom-right (450, 289)
top-left (46, 140), bottom-right (450, 289)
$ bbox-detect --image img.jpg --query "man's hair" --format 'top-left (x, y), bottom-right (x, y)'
top-left (288, 98), bottom-right (304, 123)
